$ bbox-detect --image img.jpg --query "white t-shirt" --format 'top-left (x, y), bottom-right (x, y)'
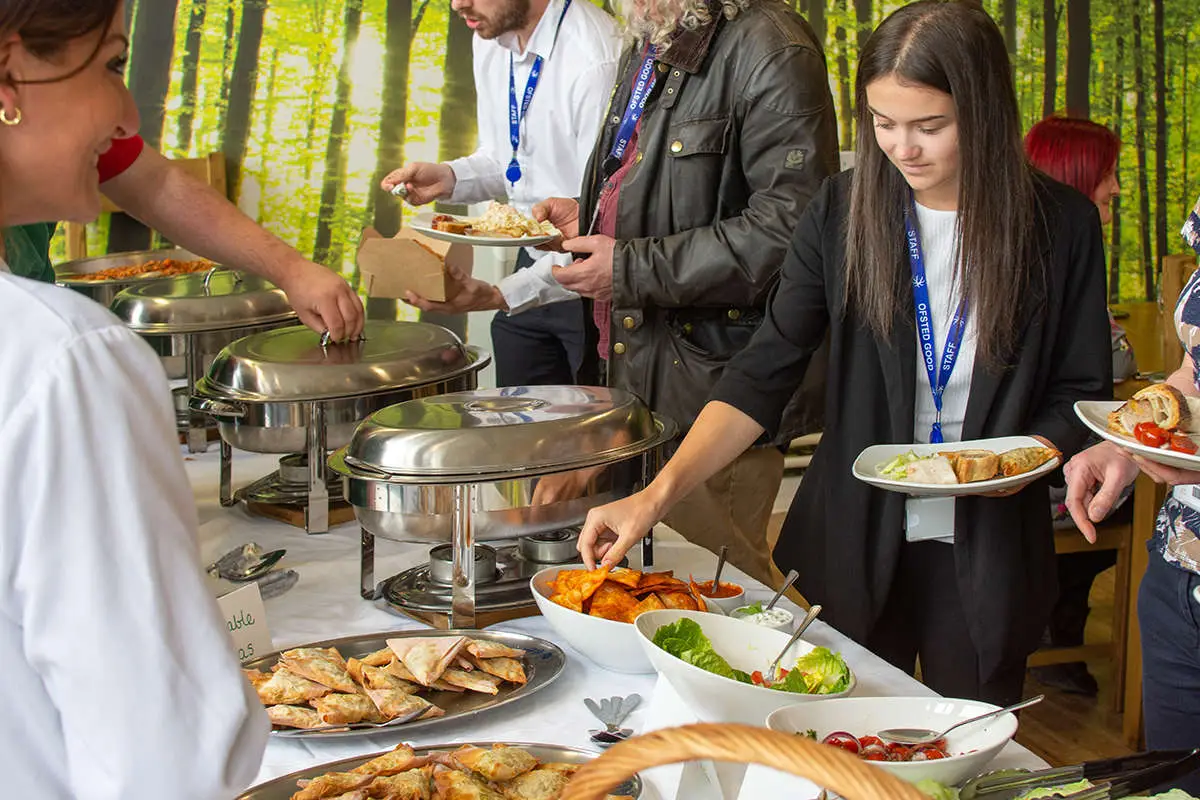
top-left (447, 0), bottom-right (622, 313)
top-left (905, 203), bottom-right (977, 544)
top-left (0, 268), bottom-right (268, 798)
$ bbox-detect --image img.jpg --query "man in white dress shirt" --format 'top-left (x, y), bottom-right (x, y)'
top-left (382, 0), bottom-right (621, 386)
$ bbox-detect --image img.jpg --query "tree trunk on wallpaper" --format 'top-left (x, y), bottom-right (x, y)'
top-left (835, 0), bottom-right (852, 151)
top-left (854, 0), bottom-right (871, 51)
top-left (216, 0), bottom-right (240, 142)
top-left (1133, 10), bottom-right (1154, 301)
top-left (1065, 0), bottom-right (1089, 117)
top-left (127, 0), bottom-right (179, 149)
top-left (1042, 0), bottom-right (1058, 119)
top-left (368, 0), bottom-right (415, 241)
top-left (302, 2), bottom-right (330, 185)
top-left (438, 16), bottom-right (477, 164)
top-left (1152, 0), bottom-right (1166, 276)
top-left (175, 0), bottom-right (208, 156)
top-left (224, 0), bottom-right (269, 203)
top-left (1002, 0), bottom-right (1017, 59)
top-left (1109, 33), bottom-right (1125, 303)
top-left (312, 0), bottom-right (364, 268)
top-left (807, 2), bottom-right (826, 52)
top-left (254, 50), bottom-right (280, 223)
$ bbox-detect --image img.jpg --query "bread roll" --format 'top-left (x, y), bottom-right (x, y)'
top-left (1108, 383), bottom-right (1189, 435)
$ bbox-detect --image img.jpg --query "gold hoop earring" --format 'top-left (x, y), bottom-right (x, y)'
top-left (0, 107), bottom-right (21, 126)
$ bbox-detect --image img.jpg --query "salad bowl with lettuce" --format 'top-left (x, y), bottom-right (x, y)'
top-left (633, 609), bottom-right (855, 727)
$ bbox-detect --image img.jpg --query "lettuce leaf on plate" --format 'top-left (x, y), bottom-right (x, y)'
top-left (785, 646), bottom-right (852, 694)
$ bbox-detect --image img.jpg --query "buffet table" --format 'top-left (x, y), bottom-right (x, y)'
top-left (183, 447), bottom-right (1049, 798)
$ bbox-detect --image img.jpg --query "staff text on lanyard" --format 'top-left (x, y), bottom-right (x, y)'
top-left (506, 0), bottom-right (574, 184)
top-left (906, 196), bottom-right (968, 445)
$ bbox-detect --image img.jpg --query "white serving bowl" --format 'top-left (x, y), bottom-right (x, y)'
top-left (766, 696), bottom-right (1017, 786)
top-left (730, 604), bottom-right (795, 633)
top-left (633, 609), bottom-right (856, 726)
top-left (529, 565), bottom-right (720, 674)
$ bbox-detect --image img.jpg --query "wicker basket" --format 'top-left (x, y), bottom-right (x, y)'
top-left (561, 723), bottom-right (929, 800)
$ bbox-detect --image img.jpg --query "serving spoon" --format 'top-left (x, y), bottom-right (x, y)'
top-left (765, 603), bottom-right (822, 684)
top-left (877, 694), bottom-right (1045, 746)
top-left (764, 569), bottom-right (800, 611)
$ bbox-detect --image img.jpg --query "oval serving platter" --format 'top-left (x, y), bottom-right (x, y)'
top-left (244, 629), bottom-right (565, 741)
top-left (236, 741), bottom-right (642, 799)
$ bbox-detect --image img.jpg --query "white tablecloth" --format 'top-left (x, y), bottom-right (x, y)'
top-left (182, 447), bottom-right (1047, 798)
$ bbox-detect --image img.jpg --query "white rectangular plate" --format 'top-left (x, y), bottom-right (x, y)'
top-left (410, 215), bottom-right (556, 248)
top-left (851, 435), bottom-right (1061, 497)
top-left (1075, 400), bottom-right (1200, 470)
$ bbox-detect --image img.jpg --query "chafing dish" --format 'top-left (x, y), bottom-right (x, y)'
top-left (330, 385), bottom-right (676, 627)
top-left (191, 320), bottom-right (490, 533)
top-left (55, 247), bottom-right (204, 306)
top-left (111, 268), bottom-right (297, 451)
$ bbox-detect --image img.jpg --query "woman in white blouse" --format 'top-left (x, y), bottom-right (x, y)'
top-left (0, 2), bottom-right (268, 797)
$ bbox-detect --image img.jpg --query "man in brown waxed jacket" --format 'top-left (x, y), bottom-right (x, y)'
top-left (413, 0), bottom-right (839, 584)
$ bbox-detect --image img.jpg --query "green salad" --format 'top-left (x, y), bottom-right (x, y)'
top-left (878, 450), bottom-right (927, 479)
top-left (651, 618), bottom-right (852, 694)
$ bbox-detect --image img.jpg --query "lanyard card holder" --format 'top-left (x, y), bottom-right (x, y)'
top-left (905, 496), bottom-right (956, 542)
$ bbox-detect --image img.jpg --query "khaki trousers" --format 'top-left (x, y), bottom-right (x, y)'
top-left (662, 446), bottom-right (784, 586)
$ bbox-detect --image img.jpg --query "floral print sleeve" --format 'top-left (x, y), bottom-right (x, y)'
top-left (1183, 194), bottom-right (1200, 256)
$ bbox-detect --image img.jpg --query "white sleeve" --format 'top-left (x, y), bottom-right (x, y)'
top-left (3, 325), bottom-right (268, 800)
top-left (448, 47), bottom-right (509, 204)
top-left (498, 250), bottom-right (580, 313)
top-left (569, 58), bottom-right (620, 195)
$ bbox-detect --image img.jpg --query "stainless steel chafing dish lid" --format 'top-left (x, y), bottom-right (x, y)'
top-left (195, 320), bottom-right (476, 402)
top-left (109, 270), bottom-right (296, 333)
top-left (340, 385), bottom-right (674, 478)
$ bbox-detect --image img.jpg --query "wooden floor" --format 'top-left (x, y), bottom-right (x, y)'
top-left (766, 510), bottom-right (1135, 768)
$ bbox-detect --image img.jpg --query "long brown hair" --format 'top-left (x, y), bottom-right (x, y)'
top-left (843, 0), bottom-right (1035, 366)
top-left (0, 0), bottom-right (122, 80)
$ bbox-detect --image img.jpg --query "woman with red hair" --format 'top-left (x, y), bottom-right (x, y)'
top-left (1024, 115), bottom-right (1131, 696)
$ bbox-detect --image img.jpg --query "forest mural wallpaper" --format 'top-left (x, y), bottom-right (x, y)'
top-left (65, 0), bottom-right (1199, 305)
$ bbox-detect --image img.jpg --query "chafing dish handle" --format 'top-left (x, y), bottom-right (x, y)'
top-left (189, 397), bottom-right (247, 419)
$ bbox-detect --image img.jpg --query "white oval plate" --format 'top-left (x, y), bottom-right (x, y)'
top-left (1075, 400), bottom-right (1200, 470)
top-left (410, 216), bottom-right (556, 248)
top-left (851, 435), bottom-right (1061, 497)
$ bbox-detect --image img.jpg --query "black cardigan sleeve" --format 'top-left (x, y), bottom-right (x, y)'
top-left (707, 176), bottom-right (835, 437)
top-left (1026, 198), bottom-right (1115, 455)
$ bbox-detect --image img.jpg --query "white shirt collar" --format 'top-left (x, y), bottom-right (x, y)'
top-left (497, 0), bottom-right (565, 60)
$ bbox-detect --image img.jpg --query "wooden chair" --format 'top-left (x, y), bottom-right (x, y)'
top-left (62, 151), bottom-right (228, 260)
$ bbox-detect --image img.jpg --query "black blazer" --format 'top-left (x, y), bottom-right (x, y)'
top-left (710, 170), bottom-right (1113, 680)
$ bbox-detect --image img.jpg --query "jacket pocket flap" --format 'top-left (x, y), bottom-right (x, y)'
top-left (666, 117), bottom-right (730, 158)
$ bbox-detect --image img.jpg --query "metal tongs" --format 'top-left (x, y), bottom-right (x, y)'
top-left (960, 749), bottom-right (1200, 800)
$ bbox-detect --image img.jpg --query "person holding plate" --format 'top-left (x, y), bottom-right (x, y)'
top-left (576, 0), bottom-right (1112, 705)
top-left (381, 0), bottom-right (621, 386)
top-left (1063, 194), bottom-right (1200, 794)
top-left (0, 1), bottom-right (268, 795)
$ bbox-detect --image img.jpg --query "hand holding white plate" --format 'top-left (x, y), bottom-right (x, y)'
top-left (852, 436), bottom-right (1061, 497)
top-left (1075, 400), bottom-right (1200, 470)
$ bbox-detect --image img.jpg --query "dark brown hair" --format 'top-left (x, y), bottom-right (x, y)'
top-left (0, 0), bottom-right (122, 82)
top-left (843, 0), bottom-right (1035, 366)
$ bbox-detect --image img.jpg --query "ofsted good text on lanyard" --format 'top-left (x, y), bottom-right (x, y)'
top-left (906, 197), bottom-right (968, 445)
top-left (601, 45), bottom-right (659, 178)
top-left (506, 0), bottom-right (573, 184)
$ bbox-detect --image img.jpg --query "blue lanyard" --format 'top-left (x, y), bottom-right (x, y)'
top-left (505, 0), bottom-right (573, 184)
top-left (604, 45), bottom-right (658, 173)
top-left (906, 198), bottom-right (968, 445)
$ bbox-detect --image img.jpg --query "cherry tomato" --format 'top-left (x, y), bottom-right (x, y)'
top-left (750, 671), bottom-right (764, 686)
top-left (1134, 422), bottom-right (1169, 448)
top-left (885, 743), bottom-right (912, 761)
top-left (857, 735), bottom-right (884, 749)
top-left (821, 732), bottom-right (861, 754)
top-left (860, 745), bottom-right (889, 761)
top-left (1169, 433), bottom-right (1199, 454)
top-left (911, 745), bottom-right (949, 760)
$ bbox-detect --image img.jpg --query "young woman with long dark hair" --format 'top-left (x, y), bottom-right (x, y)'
top-left (0, 1), bottom-right (268, 794)
top-left (577, 0), bottom-right (1112, 704)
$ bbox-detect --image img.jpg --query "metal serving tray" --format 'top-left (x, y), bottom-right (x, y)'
top-left (236, 740), bottom-right (642, 799)
top-left (242, 629), bottom-right (565, 741)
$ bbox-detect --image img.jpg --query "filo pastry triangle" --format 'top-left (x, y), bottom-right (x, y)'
top-left (386, 636), bottom-right (468, 686)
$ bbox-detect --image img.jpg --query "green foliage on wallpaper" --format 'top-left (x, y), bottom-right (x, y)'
top-left (55, 0), bottom-right (1199, 306)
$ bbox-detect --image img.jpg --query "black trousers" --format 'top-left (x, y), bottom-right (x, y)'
top-left (490, 250), bottom-right (588, 387)
top-left (866, 540), bottom-right (1027, 706)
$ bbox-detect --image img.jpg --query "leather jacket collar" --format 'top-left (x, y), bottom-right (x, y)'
top-left (658, 0), bottom-right (724, 74)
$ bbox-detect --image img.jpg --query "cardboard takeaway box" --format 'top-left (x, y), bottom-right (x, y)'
top-left (356, 226), bottom-right (473, 302)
